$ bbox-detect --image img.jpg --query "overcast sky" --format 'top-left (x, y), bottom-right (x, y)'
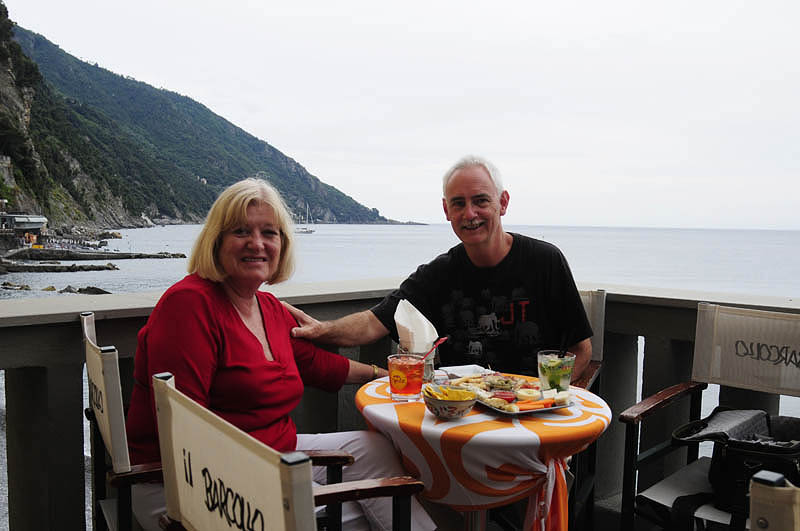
top-left (6, 0), bottom-right (799, 229)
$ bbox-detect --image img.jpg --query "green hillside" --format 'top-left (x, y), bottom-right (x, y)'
top-left (4, 15), bottom-right (389, 226)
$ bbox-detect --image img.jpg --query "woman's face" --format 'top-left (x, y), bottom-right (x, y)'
top-left (217, 202), bottom-right (282, 290)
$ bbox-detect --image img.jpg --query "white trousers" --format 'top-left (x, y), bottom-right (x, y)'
top-left (297, 431), bottom-right (435, 531)
top-left (132, 430), bottom-right (436, 531)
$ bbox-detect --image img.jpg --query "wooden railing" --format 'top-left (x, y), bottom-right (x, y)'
top-left (1, 279), bottom-right (798, 530)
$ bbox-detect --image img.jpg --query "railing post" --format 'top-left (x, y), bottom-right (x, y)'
top-left (595, 331), bottom-right (639, 499)
top-left (620, 421), bottom-right (640, 531)
top-left (638, 336), bottom-right (694, 490)
top-left (6, 363), bottom-right (86, 530)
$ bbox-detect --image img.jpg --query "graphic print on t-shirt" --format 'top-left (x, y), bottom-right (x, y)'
top-left (370, 234), bottom-right (592, 378)
top-left (438, 285), bottom-right (542, 374)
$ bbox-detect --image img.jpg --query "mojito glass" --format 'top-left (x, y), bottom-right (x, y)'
top-left (537, 350), bottom-right (576, 392)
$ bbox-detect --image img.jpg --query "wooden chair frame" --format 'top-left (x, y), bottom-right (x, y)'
top-left (82, 312), bottom-right (366, 531)
top-left (619, 380), bottom-right (708, 530)
top-left (618, 303), bottom-right (800, 531)
top-left (82, 311), bottom-right (162, 531)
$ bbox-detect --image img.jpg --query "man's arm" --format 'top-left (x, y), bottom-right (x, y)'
top-left (569, 337), bottom-right (593, 383)
top-left (282, 302), bottom-right (390, 347)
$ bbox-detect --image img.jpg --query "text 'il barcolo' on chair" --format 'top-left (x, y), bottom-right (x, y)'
top-left (619, 303), bottom-right (800, 531)
top-left (81, 311), bottom-right (162, 531)
top-left (151, 372), bottom-right (425, 531)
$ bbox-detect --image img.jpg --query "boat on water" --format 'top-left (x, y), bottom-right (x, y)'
top-left (294, 202), bottom-right (315, 234)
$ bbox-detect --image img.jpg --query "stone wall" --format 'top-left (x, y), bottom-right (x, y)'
top-left (0, 233), bottom-right (21, 252)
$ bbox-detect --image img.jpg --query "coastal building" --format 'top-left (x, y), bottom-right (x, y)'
top-left (0, 198), bottom-right (48, 247)
top-left (0, 212), bottom-right (49, 233)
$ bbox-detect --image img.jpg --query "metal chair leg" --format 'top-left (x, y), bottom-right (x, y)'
top-left (392, 495), bottom-right (412, 531)
top-left (620, 422), bottom-right (640, 531)
top-left (325, 464), bottom-right (343, 531)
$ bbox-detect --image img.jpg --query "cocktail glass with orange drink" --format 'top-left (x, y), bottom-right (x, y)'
top-left (388, 353), bottom-right (424, 401)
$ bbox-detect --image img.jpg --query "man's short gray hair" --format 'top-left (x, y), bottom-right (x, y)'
top-left (442, 156), bottom-right (504, 197)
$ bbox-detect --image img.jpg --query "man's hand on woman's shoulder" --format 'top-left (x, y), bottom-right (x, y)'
top-left (282, 301), bottom-right (325, 339)
top-left (281, 304), bottom-right (390, 347)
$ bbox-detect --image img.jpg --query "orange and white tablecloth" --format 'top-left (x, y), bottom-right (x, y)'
top-left (355, 375), bottom-right (611, 531)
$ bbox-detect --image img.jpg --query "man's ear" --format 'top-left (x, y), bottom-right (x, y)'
top-left (442, 197), bottom-right (451, 220)
top-left (499, 191), bottom-right (510, 216)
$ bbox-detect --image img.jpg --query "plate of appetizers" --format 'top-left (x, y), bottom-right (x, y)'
top-left (446, 372), bottom-right (573, 415)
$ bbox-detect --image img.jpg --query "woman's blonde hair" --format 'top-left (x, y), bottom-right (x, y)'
top-left (188, 178), bottom-right (296, 284)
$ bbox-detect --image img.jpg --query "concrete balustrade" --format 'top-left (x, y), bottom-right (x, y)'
top-left (1, 278), bottom-right (798, 530)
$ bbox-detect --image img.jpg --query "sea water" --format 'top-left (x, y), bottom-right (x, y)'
top-left (3, 223), bottom-right (799, 298)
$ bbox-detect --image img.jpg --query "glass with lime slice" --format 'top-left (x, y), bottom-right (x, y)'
top-left (537, 350), bottom-right (576, 392)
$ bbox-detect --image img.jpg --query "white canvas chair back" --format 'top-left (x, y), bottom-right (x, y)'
top-left (81, 311), bottom-right (131, 473)
top-left (152, 373), bottom-right (316, 531)
top-left (579, 289), bottom-right (606, 361)
top-left (692, 303), bottom-right (800, 397)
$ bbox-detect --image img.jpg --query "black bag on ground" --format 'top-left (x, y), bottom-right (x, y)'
top-left (672, 407), bottom-right (800, 529)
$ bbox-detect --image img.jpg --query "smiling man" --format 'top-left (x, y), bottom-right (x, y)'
top-left (287, 155), bottom-right (592, 380)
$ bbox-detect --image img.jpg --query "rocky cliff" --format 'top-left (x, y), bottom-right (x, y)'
top-left (0, 4), bottom-right (196, 230)
top-left (0, 9), bottom-right (393, 232)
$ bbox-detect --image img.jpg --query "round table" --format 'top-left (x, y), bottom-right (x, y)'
top-left (355, 375), bottom-right (611, 531)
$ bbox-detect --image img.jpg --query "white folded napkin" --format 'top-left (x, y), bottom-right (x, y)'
top-left (438, 365), bottom-right (491, 377)
top-left (394, 299), bottom-right (438, 353)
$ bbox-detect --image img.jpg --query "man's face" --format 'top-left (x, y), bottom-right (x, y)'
top-left (442, 165), bottom-right (509, 247)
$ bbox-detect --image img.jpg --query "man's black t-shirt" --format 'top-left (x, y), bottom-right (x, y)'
top-left (371, 233), bottom-right (592, 375)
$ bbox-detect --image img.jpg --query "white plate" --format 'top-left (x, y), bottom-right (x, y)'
top-left (476, 399), bottom-right (574, 416)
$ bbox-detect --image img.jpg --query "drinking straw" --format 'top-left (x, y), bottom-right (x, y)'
top-left (423, 336), bottom-right (448, 360)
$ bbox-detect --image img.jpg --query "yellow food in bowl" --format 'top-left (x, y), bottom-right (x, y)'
top-left (423, 385), bottom-right (476, 401)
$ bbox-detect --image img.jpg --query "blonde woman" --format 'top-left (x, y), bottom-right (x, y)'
top-left (125, 178), bottom-right (435, 531)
